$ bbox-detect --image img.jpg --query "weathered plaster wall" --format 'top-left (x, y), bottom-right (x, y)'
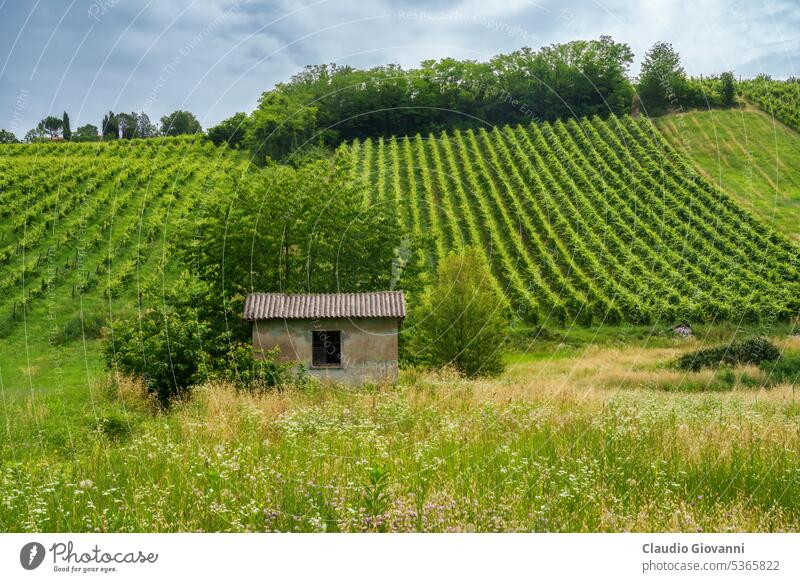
top-left (252, 317), bottom-right (400, 385)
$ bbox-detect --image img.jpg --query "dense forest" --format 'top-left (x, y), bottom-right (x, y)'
top-left (212, 37), bottom-right (635, 161)
top-left (207, 38), bottom-right (742, 163)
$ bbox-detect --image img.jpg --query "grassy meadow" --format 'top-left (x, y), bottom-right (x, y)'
top-left (2, 325), bottom-right (799, 533)
top-left (654, 108), bottom-right (800, 240)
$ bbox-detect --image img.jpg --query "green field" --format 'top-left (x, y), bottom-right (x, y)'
top-left (3, 115), bottom-right (798, 399)
top-left (353, 114), bottom-right (800, 324)
top-left (2, 330), bottom-right (799, 532)
top-left (0, 137), bottom-right (247, 394)
top-left (654, 108), bottom-right (800, 240)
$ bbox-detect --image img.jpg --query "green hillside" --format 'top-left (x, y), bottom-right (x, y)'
top-left (654, 108), bottom-right (800, 240)
top-left (352, 114), bottom-right (800, 326)
top-left (0, 137), bottom-right (247, 391)
top-left (1, 115), bottom-right (799, 393)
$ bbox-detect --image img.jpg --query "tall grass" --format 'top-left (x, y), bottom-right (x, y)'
top-left (1, 363), bottom-right (799, 532)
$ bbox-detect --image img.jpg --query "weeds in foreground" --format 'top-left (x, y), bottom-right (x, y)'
top-left (1, 365), bottom-right (799, 532)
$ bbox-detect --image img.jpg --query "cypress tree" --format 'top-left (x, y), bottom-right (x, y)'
top-left (102, 111), bottom-right (119, 140)
top-left (62, 111), bottom-right (72, 140)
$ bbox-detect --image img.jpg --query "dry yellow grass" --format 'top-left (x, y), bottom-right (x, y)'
top-left (179, 341), bottom-right (800, 464)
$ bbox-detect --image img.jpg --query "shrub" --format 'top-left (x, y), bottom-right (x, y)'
top-left (761, 354), bottom-right (800, 386)
top-left (95, 411), bottom-right (133, 441)
top-left (672, 337), bottom-right (780, 372)
top-left (104, 304), bottom-right (212, 405)
top-left (733, 337), bottom-right (782, 365)
top-left (714, 366), bottom-right (737, 390)
top-left (212, 342), bottom-right (291, 392)
top-left (104, 275), bottom-right (294, 404)
top-left (51, 313), bottom-right (106, 345)
top-left (407, 247), bottom-right (511, 377)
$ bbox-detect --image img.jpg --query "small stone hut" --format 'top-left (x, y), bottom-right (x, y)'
top-left (243, 291), bottom-right (405, 385)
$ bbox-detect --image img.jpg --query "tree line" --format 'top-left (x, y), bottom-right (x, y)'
top-left (206, 38), bottom-right (741, 164)
top-left (0, 38), bottom-right (749, 152)
top-left (0, 109), bottom-right (202, 143)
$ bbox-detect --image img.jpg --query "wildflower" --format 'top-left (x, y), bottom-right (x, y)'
top-left (79, 479), bottom-right (95, 490)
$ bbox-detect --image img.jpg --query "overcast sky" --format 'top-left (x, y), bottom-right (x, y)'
top-left (1, 0), bottom-right (798, 137)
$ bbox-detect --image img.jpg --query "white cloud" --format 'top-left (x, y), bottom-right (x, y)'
top-left (1, 0), bottom-right (798, 136)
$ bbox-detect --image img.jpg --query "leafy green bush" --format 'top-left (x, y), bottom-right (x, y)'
top-left (735, 337), bottom-right (782, 364)
top-left (673, 337), bottom-right (780, 372)
top-left (407, 247), bottom-right (511, 377)
top-left (761, 354), bottom-right (800, 386)
top-left (212, 342), bottom-right (291, 392)
top-left (714, 366), bottom-right (737, 390)
top-left (104, 275), bottom-right (293, 404)
top-left (95, 411), bottom-right (133, 441)
top-left (51, 313), bottom-right (106, 345)
top-left (104, 303), bottom-right (212, 405)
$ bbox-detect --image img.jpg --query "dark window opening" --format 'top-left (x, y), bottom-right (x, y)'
top-left (312, 330), bottom-right (342, 367)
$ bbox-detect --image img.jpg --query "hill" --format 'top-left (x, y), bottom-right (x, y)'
top-left (1, 115), bottom-right (799, 392)
top-left (0, 137), bottom-right (247, 391)
top-left (351, 114), bottom-right (800, 325)
top-left (653, 108), bottom-right (800, 240)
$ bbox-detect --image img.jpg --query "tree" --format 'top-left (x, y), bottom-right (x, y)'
top-left (216, 38), bottom-right (635, 159)
top-left (105, 297), bottom-right (211, 404)
top-left (208, 112), bottom-right (248, 148)
top-left (160, 110), bottom-right (201, 136)
top-left (62, 111), bottom-right (71, 141)
top-left (105, 275), bottom-right (290, 404)
top-left (188, 149), bottom-right (405, 303)
top-left (0, 129), bottom-right (18, 143)
top-left (407, 248), bottom-right (510, 377)
top-left (637, 42), bottom-right (687, 114)
top-left (24, 128), bottom-right (47, 142)
top-left (114, 112), bottom-right (158, 139)
top-left (134, 112), bottom-right (158, 138)
top-left (102, 111), bottom-right (119, 140)
top-left (117, 112), bottom-right (138, 139)
top-left (37, 116), bottom-right (63, 139)
top-left (245, 92), bottom-right (318, 163)
top-left (72, 124), bottom-right (99, 142)
top-left (720, 71), bottom-right (736, 107)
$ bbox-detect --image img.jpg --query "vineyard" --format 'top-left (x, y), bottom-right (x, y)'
top-left (352, 115), bottom-right (800, 325)
top-left (1, 114), bottom-right (799, 393)
top-left (739, 78), bottom-right (800, 132)
top-left (0, 137), bottom-right (247, 390)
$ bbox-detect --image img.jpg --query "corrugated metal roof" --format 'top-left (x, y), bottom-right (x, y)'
top-left (243, 291), bottom-right (406, 320)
